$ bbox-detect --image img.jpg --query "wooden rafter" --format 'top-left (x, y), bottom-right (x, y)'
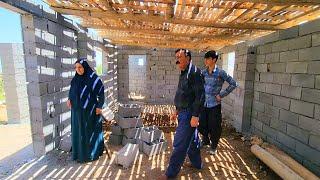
top-left (44, 0), bottom-right (320, 50)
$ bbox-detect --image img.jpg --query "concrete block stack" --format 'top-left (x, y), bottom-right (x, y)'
top-left (139, 126), bottom-right (168, 156)
top-left (109, 103), bottom-right (143, 146)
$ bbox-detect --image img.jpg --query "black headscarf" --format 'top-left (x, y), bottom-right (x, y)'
top-left (69, 58), bottom-right (104, 114)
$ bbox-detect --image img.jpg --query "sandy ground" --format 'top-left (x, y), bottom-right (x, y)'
top-left (1, 123), bottom-right (280, 180)
top-left (0, 124), bottom-right (35, 178)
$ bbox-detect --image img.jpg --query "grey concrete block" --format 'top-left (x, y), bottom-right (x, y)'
top-left (58, 132), bottom-right (71, 152)
top-left (111, 124), bottom-right (123, 136)
top-left (303, 160), bottom-right (320, 177)
top-left (280, 50), bottom-right (299, 62)
top-left (273, 73), bottom-right (291, 85)
top-left (286, 62), bottom-right (308, 73)
top-left (281, 85), bottom-right (302, 99)
top-left (316, 76), bottom-right (320, 89)
top-left (254, 82), bottom-right (266, 92)
top-left (115, 113), bottom-right (143, 129)
top-left (122, 136), bottom-right (137, 146)
top-left (109, 134), bottom-right (123, 145)
top-left (141, 126), bottom-right (163, 143)
top-left (295, 141), bottom-right (320, 166)
top-left (260, 93), bottom-right (273, 105)
top-left (290, 99), bottom-right (314, 117)
top-left (288, 35), bottom-right (312, 50)
top-left (279, 26), bottom-right (299, 40)
top-left (253, 100), bottom-right (265, 112)
top-left (266, 83), bottom-right (281, 95)
top-left (272, 40), bottom-right (289, 52)
top-left (277, 132), bottom-right (296, 149)
top-left (308, 61), bottom-right (320, 74)
top-left (252, 119), bottom-right (263, 131)
top-left (312, 33), bottom-right (320, 47)
top-left (260, 73), bottom-right (273, 83)
top-left (265, 105), bottom-right (280, 118)
top-left (265, 53), bottom-right (280, 63)
top-left (256, 64), bottom-right (268, 72)
top-left (315, 105), bottom-right (320, 120)
top-left (299, 18), bottom-right (320, 36)
top-left (115, 143), bottom-right (139, 168)
top-left (257, 54), bottom-right (265, 63)
top-left (257, 43), bottom-right (272, 54)
top-left (270, 119), bottom-right (286, 133)
top-left (262, 125), bottom-right (277, 139)
top-left (273, 96), bottom-right (290, 110)
top-left (291, 74), bottom-right (315, 88)
top-left (298, 115), bottom-right (320, 135)
top-left (299, 46), bottom-right (320, 61)
top-left (287, 124), bottom-right (309, 144)
top-left (309, 135), bottom-right (320, 151)
top-left (302, 88), bottom-right (320, 104)
top-left (118, 104), bottom-right (142, 117)
top-left (270, 63), bottom-right (286, 73)
top-left (280, 109), bottom-right (299, 125)
top-left (142, 139), bottom-right (168, 156)
top-left (124, 127), bottom-right (142, 139)
top-left (257, 112), bottom-right (271, 125)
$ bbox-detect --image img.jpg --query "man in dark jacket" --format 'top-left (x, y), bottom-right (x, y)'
top-left (159, 49), bottom-right (205, 179)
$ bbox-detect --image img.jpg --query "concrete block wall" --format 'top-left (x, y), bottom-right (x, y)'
top-left (249, 19), bottom-right (320, 175)
top-left (117, 46), bottom-right (205, 104)
top-left (0, 43), bottom-right (30, 124)
top-left (218, 44), bottom-right (256, 132)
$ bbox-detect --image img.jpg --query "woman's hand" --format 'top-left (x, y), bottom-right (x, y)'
top-left (96, 108), bottom-right (102, 115)
top-left (190, 116), bottom-right (199, 127)
top-left (171, 110), bottom-right (178, 121)
top-left (67, 100), bottom-right (72, 109)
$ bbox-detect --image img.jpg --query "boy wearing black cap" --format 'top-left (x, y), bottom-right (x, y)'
top-left (199, 50), bottom-right (238, 155)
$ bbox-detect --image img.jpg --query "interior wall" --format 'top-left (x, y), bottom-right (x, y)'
top-left (117, 46), bottom-right (205, 104)
top-left (221, 18), bottom-right (320, 176)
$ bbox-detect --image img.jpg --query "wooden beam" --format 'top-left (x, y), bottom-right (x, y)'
top-left (232, 0), bottom-right (320, 5)
top-left (83, 23), bottom-right (236, 39)
top-left (51, 6), bottom-right (282, 30)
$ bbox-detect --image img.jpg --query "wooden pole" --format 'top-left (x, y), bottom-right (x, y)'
top-left (262, 144), bottom-right (320, 180)
top-left (251, 145), bottom-right (304, 180)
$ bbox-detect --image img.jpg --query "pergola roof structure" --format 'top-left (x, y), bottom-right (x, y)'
top-left (46, 0), bottom-right (320, 50)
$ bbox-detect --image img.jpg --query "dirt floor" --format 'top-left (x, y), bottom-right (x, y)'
top-left (2, 122), bottom-right (281, 180)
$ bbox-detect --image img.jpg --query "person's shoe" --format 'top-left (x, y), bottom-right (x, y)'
top-left (157, 174), bottom-right (168, 180)
top-left (209, 148), bottom-right (217, 155)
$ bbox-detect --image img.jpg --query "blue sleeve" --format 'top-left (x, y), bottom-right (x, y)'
top-left (219, 70), bottom-right (238, 98)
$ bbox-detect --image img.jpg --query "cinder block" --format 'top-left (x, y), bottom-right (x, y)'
top-left (270, 63), bottom-right (286, 73)
top-left (270, 119), bottom-right (286, 133)
top-left (315, 105), bottom-right (320, 120)
top-left (279, 26), bottom-right (299, 40)
top-left (118, 104), bottom-right (142, 117)
top-left (260, 93), bottom-right (273, 105)
top-left (256, 64), bottom-right (268, 72)
top-left (301, 88), bottom-right (320, 104)
top-left (309, 135), bottom-right (320, 151)
top-left (279, 109), bottom-right (299, 125)
top-left (122, 136), bottom-right (137, 146)
top-left (266, 83), bottom-right (281, 95)
top-left (298, 115), bottom-right (320, 135)
top-left (111, 124), bottom-right (123, 136)
top-left (286, 62), bottom-right (308, 73)
top-left (276, 132), bottom-right (296, 149)
top-left (273, 73), bottom-right (291, 85)
top-left (312, 33), bottom-right (320, 47)
top-left (295, 141), bottom-right (320, 166)
top-left (287, 124), bottom-right (309, 144)
top-left (316, 76), bottom-right (320, 89)
top-left (272, 40), bottom-right (289, 52)
top-left (124, 127), bottom-right (142, 139)
top-left (273, 96), bottom-right (290, 110)
top-left (291, 74), bottom-right (315, 88)
top-left (142, 139), bottom-right (168, 156)
top-left (288, 35), bottom-right (312, 50)
top-left (281, 85), bottom-right (302, 99)
top-left (299, 18), bottom-right (320, 36)
top-left (308, 61), bottom-right (320, 74)
top-left (299, 46), bottom-right (320, 61)
top-left (115, 113), bottom-right (143, 129)
top-left (265, 53), bottom-right (280, 63)
top-left (109, 134), bottom-right (123, 145)
top-left (115, 143), bottom-right (139, 169)
top-left (140, 126), bottom-right (163, 143)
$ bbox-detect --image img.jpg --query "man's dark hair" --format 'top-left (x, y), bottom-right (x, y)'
top-left (175, 49), bottom-right (192, 60)
top-left (204, 50), bottom-right (218, 61)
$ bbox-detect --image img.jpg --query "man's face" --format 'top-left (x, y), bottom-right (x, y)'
top-left (175, 50), bottom-right (189, 70)
top-left (205, 57), bottom-right (216, 67)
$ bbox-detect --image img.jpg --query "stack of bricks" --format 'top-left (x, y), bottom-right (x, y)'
top-left (138, 126), bottom-right (168, 156)
top-left (141, 104), bottom-right (177, 127)
top-left (109, 104), bottom-right (143, 145)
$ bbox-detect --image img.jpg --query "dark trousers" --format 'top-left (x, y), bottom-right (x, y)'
top-left (199, 104), bottom-right (222, 150)
top-left (165, 109), bottom-right (202, 178)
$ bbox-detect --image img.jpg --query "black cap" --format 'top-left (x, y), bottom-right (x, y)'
top-left (204, 50), bottom-right (218, 60)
